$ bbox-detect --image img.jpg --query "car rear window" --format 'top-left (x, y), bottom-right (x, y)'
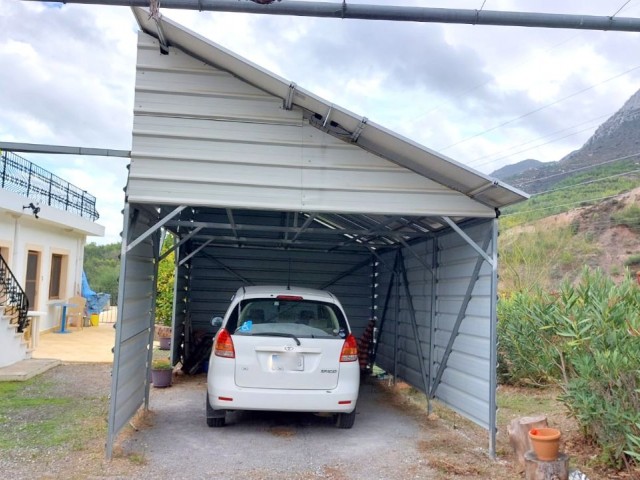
top-left (225, 298), bottom-right (349, 339)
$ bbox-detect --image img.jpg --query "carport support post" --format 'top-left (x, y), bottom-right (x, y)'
top-left (393, 258), bottom-right (400, 382)
top-left (398, 250), bottom-right (430, 399)
top-left (427, 236), bottom-right (437, 415)
top-left (144, 232), bottom-right (162, 410)
top-left (489, 219), bottom-right (499, 458)
top-left (106, 205), bottom-right (134, 460)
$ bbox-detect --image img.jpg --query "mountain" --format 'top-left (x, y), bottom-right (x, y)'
top-left (491, 159), bottom-right (545, 180)
top-left (492, 88), bottom-right (640, 193)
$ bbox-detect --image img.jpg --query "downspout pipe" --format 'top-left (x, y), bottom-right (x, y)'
top-left (29, 1), bottom-right (640, 32)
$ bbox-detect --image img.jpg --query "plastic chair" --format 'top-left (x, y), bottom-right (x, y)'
top-left (65, 296), bottom-right (87, 330)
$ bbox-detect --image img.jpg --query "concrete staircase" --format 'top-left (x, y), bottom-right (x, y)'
top-left (0, 306), bottom-right (31, 368)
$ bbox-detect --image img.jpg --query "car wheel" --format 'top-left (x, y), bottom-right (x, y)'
top-left (206, 393), bottom-right (226, 428)
top-left (336, 408), bottom-right (356, 429)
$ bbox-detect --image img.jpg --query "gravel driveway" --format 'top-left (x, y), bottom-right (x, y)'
top-left (119, 374), bottom-right (437, 479)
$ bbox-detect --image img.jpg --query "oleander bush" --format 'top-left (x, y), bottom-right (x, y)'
top-left (498, 268), bottom-right (640, 469)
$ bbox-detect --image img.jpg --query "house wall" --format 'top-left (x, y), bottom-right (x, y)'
top-left (0, 189), bottom-right (103, 332)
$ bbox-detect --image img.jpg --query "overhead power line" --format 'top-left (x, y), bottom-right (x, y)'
top-left (514, 152), bottom-right (640, 187)
top-left (468, 113), bottom-right (613, 170)
top-left (439, 63), bottom-right (640, 152)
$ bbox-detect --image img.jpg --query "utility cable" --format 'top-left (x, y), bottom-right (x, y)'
top-left (514, 152), bottom-right (640, 187)
top-left (466, 111), bottom-right (613, 167)
top-left (533, 168), bottom-right (640, 196)
top-left (470, 121), bottom-right (609, 171)
top-left (612, 0), bottom-right (632, 18)
top-left (438, 64), bottom-right (640, 152)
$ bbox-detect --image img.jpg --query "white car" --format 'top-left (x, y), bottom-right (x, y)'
top-left (206, 286), bottom-right (360, 428)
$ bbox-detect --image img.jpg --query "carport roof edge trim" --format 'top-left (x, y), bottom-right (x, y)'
top-left (131, 7), bottom-right (529, 210)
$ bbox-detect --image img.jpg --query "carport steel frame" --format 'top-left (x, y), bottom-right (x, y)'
top-left (107, 206), bottom-right (499, 459)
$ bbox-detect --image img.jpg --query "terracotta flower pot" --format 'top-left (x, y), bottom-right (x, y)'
top-left (529, 427), bottom-right (561, 461)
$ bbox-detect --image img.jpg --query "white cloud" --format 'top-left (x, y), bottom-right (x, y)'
top-left (1, 0), bottom-right (640, 244)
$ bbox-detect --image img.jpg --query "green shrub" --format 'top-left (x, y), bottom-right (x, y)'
top-left (624, 253), bottom-right (640, 268)
top-left (498, 268), bottom-right (640, 469)
top-left (612, 204), bottom-right (640, 233)
top-left (497, 291), bottom-right (560, 386)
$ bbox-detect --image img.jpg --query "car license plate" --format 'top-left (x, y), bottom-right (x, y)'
top-left (271, 354), bottom-right (304, 371)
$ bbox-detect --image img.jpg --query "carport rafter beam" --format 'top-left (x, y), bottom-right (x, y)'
top-left (441, 216), bottom-right (493, 266)
top-left (429, 232), bottom-right (492, 399)
top-left (159, 226), bottom-right (203, 261)
top-left (226, 209), bottom-right (240, 243)
top-left (32, 1), bottom-right (640, 33)
top-left (127, 205), bottom-right (186, 253)
top-left (318, 256), bottom-right (373, 290)
top-left (201, 251), bottom-right (255, 285)
top-left (292, 213), bottom-right (318, 243)
top-left (165, 219), bottom-right (430, 239)
top-left (398, 237), bottom-right (433, 277)
top-left (178, 238), bottom-right (213, 266)
top-left (398, 250), bottom-right (430, 397)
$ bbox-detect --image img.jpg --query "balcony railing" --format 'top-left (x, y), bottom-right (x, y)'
top-left (0, 149), bottom-right (99, 221)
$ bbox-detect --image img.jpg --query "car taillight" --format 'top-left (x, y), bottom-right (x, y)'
top-left (214, 329), bottom-right (235, 358)
top-left (340, 334), bottom-right (358, 362)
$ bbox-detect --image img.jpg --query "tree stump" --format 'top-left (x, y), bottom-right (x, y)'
top-left (508, 415), bottom-right (548, 468)
top-left (524, 451), bottom-right (569, 480)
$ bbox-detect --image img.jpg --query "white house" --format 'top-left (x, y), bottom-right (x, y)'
top-left (0, 150), bottom-right (104, 367)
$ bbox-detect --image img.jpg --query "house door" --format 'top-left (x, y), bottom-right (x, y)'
top-left (25, 250), bottom-right (39, 309)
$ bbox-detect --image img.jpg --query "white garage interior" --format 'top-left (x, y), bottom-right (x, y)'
top-left (107, 8), bottom-right (528, 459)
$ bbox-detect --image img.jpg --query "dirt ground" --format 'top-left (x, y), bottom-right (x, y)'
top-left (2, 364), bottom-right (636, 479)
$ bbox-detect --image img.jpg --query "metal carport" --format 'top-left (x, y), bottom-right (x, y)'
top-left (107, 7), bottom-right (528, 459)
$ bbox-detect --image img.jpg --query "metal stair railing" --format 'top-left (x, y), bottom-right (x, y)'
top-left (0, 254), bottom-right (30, 333)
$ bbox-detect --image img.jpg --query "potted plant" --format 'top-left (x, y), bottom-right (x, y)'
top-left (529, 427), bottom-right (561, 461)
top-left (151, 358), bottom-right (173, 388)
top-left (156, 324), bottom-right (172, 350)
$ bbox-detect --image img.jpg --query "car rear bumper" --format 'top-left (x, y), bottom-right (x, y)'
top-left (208, 363), bottom-right (360, 413)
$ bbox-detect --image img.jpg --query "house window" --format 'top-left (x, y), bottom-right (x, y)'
top-left (49, 254), bottom-right (67, 299)
top-left (25, 250), bottom-right (40, 308)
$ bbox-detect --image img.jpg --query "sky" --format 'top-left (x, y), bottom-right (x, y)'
top-left (2, 0), bottom-right (639, 244)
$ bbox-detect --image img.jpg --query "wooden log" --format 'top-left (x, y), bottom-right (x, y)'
top-left (524, 451), bottom-right (569, 480)
top-left (508, 415), bottom-right (548, 468)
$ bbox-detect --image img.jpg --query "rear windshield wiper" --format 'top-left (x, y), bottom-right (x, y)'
top-left (251, 332), bottom-right (301, 346)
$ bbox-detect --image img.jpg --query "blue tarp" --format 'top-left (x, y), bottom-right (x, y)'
top-left (82, 271), bottom-right (111, 314)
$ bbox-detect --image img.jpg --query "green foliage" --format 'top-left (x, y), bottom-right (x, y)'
top-left (498, 269), bottom-right (640, 469)
top-left (151, 358), bottom-right (172, 370)
top-left (501, 159), bottom-right (640, 229)
top-left (83, 242), bottom-right (120, 304)
top-left (498, 225), bottom-right (599, 294)
top-left (612, 204), bottom-right (640, 233)
top-left (625, 254), bottom-right (640, 268)
top-left (497, 290), bottom-right (560, 386)
top-left (155, 235), bottom-right (175, 327)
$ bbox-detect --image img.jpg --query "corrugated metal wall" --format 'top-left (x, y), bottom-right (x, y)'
top-left (375, 219), bottom-right (495, 431)
top-left (375, 240), bottom-right (434, 392)
top-left (129, 32), bottom-right (493, 218)
top-left (433, 220), bottom-right (495, 429)
top-left (107, 206), bottom-right (159, 458)
top-left (185, 245), bottom-right (373, 337)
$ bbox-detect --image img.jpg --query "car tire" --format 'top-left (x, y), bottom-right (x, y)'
top-left (336, 408), bottom-right (356, 429)
top-left (206, 393), bottom-right (226, 428)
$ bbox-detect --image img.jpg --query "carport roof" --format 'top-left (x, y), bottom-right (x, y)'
top-left (132, 8), bottom-right (528, 212)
